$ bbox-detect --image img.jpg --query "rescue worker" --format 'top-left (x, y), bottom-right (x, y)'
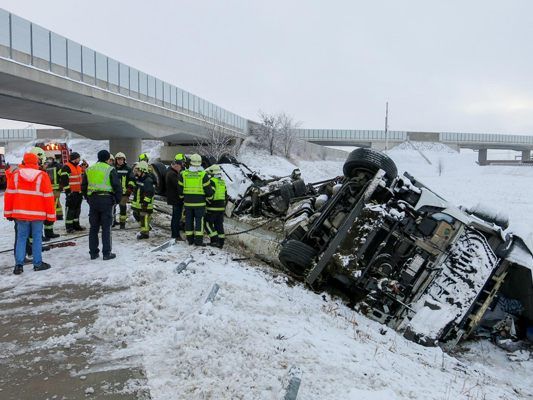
top-left (130, 161), bottom-right (154, 239)
top-left (205, 164), bottom-right (227, 248)
top-left (114, 152), bottom-right (133, 229)
top-left (43, 156), bottom-right (62, 240)
top-left (82, 150), bottom-right (122, 260)
top-left (177, 153), bottom-right (213, 246)
top-left (60, 152), bottom-right (85, 233)
top-left (4, 152), bottom-right (55, 274)
top-left (165, 153), bottom-right (185, 241)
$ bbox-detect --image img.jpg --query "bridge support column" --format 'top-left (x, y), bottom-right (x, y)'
top-left (522, 150), bottom-right (531, 162)
top-left (109, 138), bottom-right (142, 164)
top-left (478, 148), bottom-right (488, 166)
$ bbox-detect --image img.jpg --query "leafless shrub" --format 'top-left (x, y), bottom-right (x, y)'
top-left (252, 111), bottom-right (300, 157)
top-left (194, 118), bottom-right (240, 161)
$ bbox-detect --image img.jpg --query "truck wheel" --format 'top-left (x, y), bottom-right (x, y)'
top-left (343, 148), bottom-right (397, 184)
top-left (218, 154), bottom-right (238, 164)
top-left (279, 240), bottom-right (317, 277)
top-left (151, 162), bottom-right (168, 196)
top-left (202, 155), bottom-right (217, 169)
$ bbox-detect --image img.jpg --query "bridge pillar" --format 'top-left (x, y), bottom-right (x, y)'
top-left (110, 138), bottom-right (142, 164)
top-left (478, 148), bottom-right (488, 165)
top-left (522, 150), bottom-right (531, 162)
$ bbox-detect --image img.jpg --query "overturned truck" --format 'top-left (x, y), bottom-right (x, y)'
top-left (277, 149), bottom-right (533, 347)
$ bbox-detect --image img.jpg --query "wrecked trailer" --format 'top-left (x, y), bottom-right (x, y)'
top-left (277, 148), bottom-right (533, 348)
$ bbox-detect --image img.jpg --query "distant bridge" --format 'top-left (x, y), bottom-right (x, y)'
top-left (292, 129), bottom-right (533, 165)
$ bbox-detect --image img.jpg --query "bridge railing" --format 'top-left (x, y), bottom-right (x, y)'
top-left (0, 128), bottom-right (36, 141)
top-left (440, 132), bottom-right (533, 145)
top-left (0, 9), bottom-right (247, 135)
top-left (292, 129), bottom-right (407, 141)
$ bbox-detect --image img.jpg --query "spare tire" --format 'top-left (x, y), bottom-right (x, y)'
top-left (343, 148), bottom-right (397, 184)
top-left (279, 240), bottom-right (317, 277)
top-left (218, 153), bottom-right (238, 164)
top-left (151, 162), bottom-right (168, 196)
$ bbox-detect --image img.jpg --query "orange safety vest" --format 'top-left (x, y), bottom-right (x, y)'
top-left (65, 162), bottom-right (83, 192)
top-left (4, 165), bottom-right (56, 221)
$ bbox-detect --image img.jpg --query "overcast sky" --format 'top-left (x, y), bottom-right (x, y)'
top-left (1, 0), bottom-right (533, 134)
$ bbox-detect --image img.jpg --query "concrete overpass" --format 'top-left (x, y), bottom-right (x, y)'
top-left (0, 8), bottom-right (248, 161)
top-left (292, 129), bottom-right (533, 165)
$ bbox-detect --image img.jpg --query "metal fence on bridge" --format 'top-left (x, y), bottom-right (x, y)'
top-left (0, 128), bottom-right (36, 141)
top-left (0, 9), bottom-right (247, 134)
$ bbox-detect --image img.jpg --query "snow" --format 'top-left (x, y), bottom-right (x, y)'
top-left (1, 142), bottom-right (533, 399)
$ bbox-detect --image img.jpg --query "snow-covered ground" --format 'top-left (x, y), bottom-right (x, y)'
top-left (1, 142), bottom-right (532, 399)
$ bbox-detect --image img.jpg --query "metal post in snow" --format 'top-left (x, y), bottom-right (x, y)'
top-left (175, 257), bottom-right (194, 274)
top-left (284, 366), bottom-right (302, 400)
top-left (205, 283), bottom-right (220, 303)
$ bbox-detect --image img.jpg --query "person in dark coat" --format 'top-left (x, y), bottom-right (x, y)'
top-left (82, 150), bottom-right (122, 260)
top-left (165, 153), bottom-right (185, 241)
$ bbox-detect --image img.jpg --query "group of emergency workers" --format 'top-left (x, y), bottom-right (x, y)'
top-left (3, 146), bottom-right (228, 275)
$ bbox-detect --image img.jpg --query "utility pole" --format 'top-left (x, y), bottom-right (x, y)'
top-left (384, 102), bottom-right (389, 152)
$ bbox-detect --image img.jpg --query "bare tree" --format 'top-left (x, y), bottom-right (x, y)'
top-left (252, 111), bottom-right (300, 157)
top-left (194, 118), bottom-right (239, 162)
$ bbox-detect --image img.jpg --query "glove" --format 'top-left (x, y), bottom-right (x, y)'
top-left (7, 217), bottom-right (14, 221)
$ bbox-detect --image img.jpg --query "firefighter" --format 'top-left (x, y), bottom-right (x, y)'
top-left (205, 164), bottom-right (227, 248)
top-left (114, 152), bottom-right (133, 229)
top-left (177, 153), bottom-right (213, 246)
top-left (130, 161), bottom-right (154, 239)
top-left (165, 153), bottom-right (185, 241)
top-left (43, 156), bottom-right (62, 240)
top-left (82, 150), bottom-right (122, 260)
top-left (60, 152), bottom-right (85, 233)
top-left (4, 152), bottom-right (55, 274)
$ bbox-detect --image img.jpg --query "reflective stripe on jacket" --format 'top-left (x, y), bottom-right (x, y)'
top-left (4, 165), bottom-right (56, 221)
top-left (178, 169), bottom-right (212, 207)
top-left (62, 162), bottom-right (83, 192)
top-left (86, 162), bottom-right (114, 194)
top-left (131, 174), bottom-right (154, 212)
top-left (116, 164), bottom-right (132, 195)
top-left (207, 177), bottom-right (227, 212)
top-left (46, 164), bottom-right (61, 190)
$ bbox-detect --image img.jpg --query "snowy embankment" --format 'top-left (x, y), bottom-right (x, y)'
top-left (0, 142), bottom-right (532, 399)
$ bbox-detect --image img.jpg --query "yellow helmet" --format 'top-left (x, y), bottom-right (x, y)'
top-left (205, 164), bottom-right (222, 175)
top-left (137, 160), bottom-right (150, 173)
top-left (30, 146), bottom-right (46, 163)
top-left (138, 153), bottom-right (149, 162)
top-left (115, 152), bottom-right (126, 159)
top-left (190, 153), bottom-right (202, 167)
top-left (174, 153), bottom-right (185, 162)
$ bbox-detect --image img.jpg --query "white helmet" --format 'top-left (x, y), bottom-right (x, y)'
top-left (115, 152), bottom-right (126, 160)
top-left (190, 153), bottom-right (202, 167)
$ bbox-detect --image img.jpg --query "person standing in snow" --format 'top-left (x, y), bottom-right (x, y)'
top-left (205, 164), bottom-right (227, 248)
top-left (114, 152), bottom-right (133, 230)
top-left (177, 153), bottom-right (213, 246)
top-left (82, 150), bottom-right (122, 260)
top-left (4, 152), bottom-right (56, 275)
top-left (60, 151), bottom-right (85, 233)
top-left (166, 153), bottom-right (185, 241)
top-left (129, 161), bottom-right (155, 240)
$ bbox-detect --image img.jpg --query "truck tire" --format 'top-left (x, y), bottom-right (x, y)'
top-left (202, 155), bottom-right (217, 169)
top-left (151, 162), bottom-right (168, 196)
top-left (343, 148), bottom-right (397, 185)
top-left (279, 240), bottom-right (317, 277)
top-left (218, 154), bottom-right (238, 164)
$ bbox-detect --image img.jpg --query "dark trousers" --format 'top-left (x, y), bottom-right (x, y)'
top-left (88, 195), bottom-right (114, 256)
top-left (133, 209), bottom-right (152, 234)
top-left (205, 211), bottom-right (225, 243)
top-left (171, 202), bottom-right (184, 239)
top-left (65, 192), bottom-right (83, 229)
top-left (184, 206), bottom-right (205, 244)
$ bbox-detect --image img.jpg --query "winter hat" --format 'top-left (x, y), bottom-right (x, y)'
top-left (97, 150), bottom-right (111, 162)
top-left (23, 152), bottom-right (39, 165)
top-left (70, 152), bottom-right (81, 161)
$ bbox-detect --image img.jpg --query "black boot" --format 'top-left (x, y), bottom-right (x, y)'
top-left (209, 237), bottom-right (219, 247)
top-left (136, 232), bottom-right (149, 240)
top-left (33, 262), bottom-right (51, 271)
top-left (13, 265), bottom-right (23, 275)
top-left (119, 222), bottom-right (126, 230)
top-left (57, 214), bottom-right (63, 221)
top-left (74, 224), bottom-right (86, 231)
top-left (45, 230), bottom-right (60, 239)
top-left (217, 239), bottom-right (225, 249)
top-left (194, 237), bottom-right (206, 247)
top-left (186, 236), bottom-right (194, 245)
top-left (112, 220), bottom-right (117, 227)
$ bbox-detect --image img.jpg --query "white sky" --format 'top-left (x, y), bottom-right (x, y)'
top-left (1, 0), bottom-right (533, 134)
